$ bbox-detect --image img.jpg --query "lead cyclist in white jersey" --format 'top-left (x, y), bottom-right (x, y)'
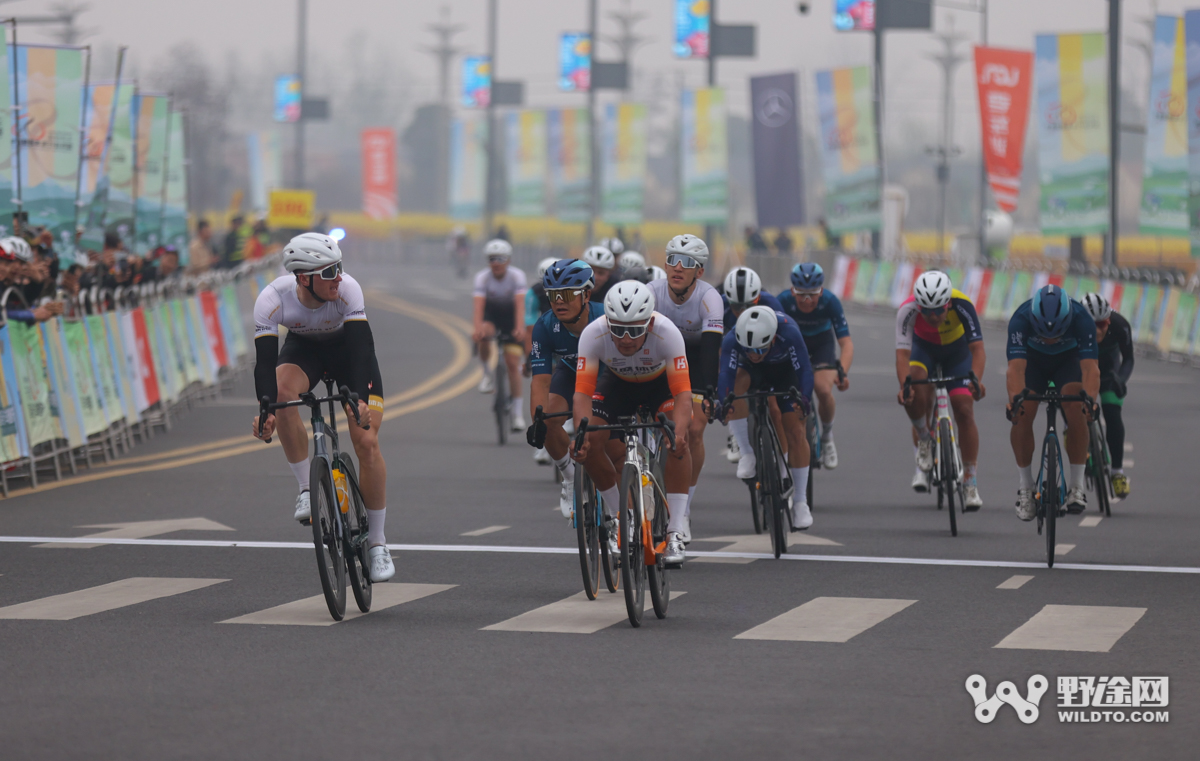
top-left (250, 232), bottom-right (394, 582)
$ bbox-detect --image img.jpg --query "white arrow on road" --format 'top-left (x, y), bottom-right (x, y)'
top-left (35, 518), bottom-right (235, 549)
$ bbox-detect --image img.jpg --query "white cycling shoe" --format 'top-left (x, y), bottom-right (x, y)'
top-left (916, 437), bottom-right (934, 472)
top-left (1065, 486), bottom-right (1088, 514)
top-left (725, 435), bottom-right (742, 463)
top-left (911, 467), bottom-right (931, 493)
top-left (559, 481), bottom-right (574, 520)
top-left (533, 447), bottom-right (552, 465)
top-left (1015, 488), bottom-right (1035, 521)
top-left (368, 545), bottom-right (395, 582)
top-left (511, 412), bottom-right (527, 432)
top-left (791, 501), bottom-right (813, 530)
top-left (820, 440), bottom-right (838, 469)
top-left (736, 453), bottom-right (757, 480)
top-left (294, 491), bottom-right (311, 523)
top-left (964, 484), bottom-right (983, 511)
top-left (663, 532), bottom-right (686, 564)
top-left (477, 373), bottom-right (494, 394)
top-left (679, 514), bottom-right (692, 544)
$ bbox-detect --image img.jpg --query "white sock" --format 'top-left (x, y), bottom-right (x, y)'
top-left (685, 485), bottom-right (696, 516)
top-left (600, 485), bottom-right (620, 518)
top-left (910, 416), bottom-right (931, 440)
top-left (367, 507), bottom-right (386, 547)
top-left (553, 453), bottom-right (571, 470)
top-left (289, 458), bottom-right (311, 492)
top-left (667, 493), bottom-right (689, 535)
top-left (791, 467), bottom-right (810, 506)
top-left (1112, 468), bottom-right (1124, 475)
top-left (1018, 466), bottom-right (1034, 490)
top-left (511, 396), bottom-right (523, 416)
top-left (1070, 464), bottom-right (1086, 491)
top-left (729, 418), bottom-right (752, 457)
top-left (820, 420), bottom-right (834, 442)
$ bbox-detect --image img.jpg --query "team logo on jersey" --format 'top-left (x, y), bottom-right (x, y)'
top-left (577, 357), bottom-right (586, 372)
top-left (674, 357), bottom-right (688, 371)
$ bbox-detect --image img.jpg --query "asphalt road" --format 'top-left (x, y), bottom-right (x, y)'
top-left (1, 258), bottom-right (1197, 760)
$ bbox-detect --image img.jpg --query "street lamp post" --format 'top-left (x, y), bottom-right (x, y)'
top-left (484, 0), bottom-right (498, 238)
top-left (295, 0), bottom-right (307, 189)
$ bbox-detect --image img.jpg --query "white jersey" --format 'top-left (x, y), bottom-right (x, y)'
top-left (646, 278), bottom-right (724, 345)
top-left (574, 313), bottom-right (691, 398)
top-left (253, 273), bottom-right (367, 341)
top-left (473, 267), bottom-right (528, 301)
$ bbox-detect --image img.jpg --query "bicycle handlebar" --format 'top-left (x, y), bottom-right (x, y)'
top-left (572, 413), bottom-right (677, 452)
top-left (1007, 388), bottom-right (1097, 423)
top-left (256, 385), bottom-right (370, 444)
top-left (812, 361), bottom-right (846, 383)
top-left (903, 371), bottom-right (979, 395)
top-left (529, 405), bottom-right (571, 448)
top-left (715, 386), bottom-right (807, 422)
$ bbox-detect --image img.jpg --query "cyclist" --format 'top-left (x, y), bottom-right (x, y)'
top-left (528, 259), bottom-right (604, 515)
top-left (647, 234), bottom-right (724, 536)
top-left (720, 266), bottom-right (783, 463)
top-left (598, 236), bottom-right (625, 256)
top-left (571, 281), bottom-right (694, 564)
top-left (619, 251), bottom-right (646, 272)
top-left (716, 307), bottom-right (816, 529)
top-left (778, 262), bottom-right (853, 469)
top-left (473, 238), bottom-right (528, 431)
top-left (250, 232), bottom-right (394, 582)
top-left (528, 257), bottom-right (560, 465)
top-left (1082, 293), bottom-right (1134, 498)
top-left (895, 271), bottom-right (986, 507)
top-left (1006, 284), bottom-right (1100, 519)
top-left (583, 245), bottom-right (619, 302)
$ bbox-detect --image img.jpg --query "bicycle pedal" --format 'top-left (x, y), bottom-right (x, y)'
top-left (300, 518), bottom-right (312, 526)
top-left (663, 561), bottom-right (683, 570)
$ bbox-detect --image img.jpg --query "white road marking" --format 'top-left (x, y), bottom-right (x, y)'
top-left (995, 604), bottom-right (1147, 652)
top-left (997, 575), bottom-right (1033, 590)
top-left (220, 583), bottom-right (456, 626)
top-left (2, 536), bottom-right (1198, 574)
top-left (484, 590), bottom-right (686, 634)
top-left (697, 533), bottom-right (843, 551)
top-left (1124, 443), bottom-right (1133, 452)
top-left (35, 518), bottom-right (235, 549)
top-left (460, 525), bottom-right (510, 537)
top-left (734, 597), bottom-right (916, 642)
top-left (1124, 459), bottom-right (1134, 468)
top-left (1080, 516), bottom-right (1103, 527)
top-left (1055, 544), bottom-right (1075, 556)
top-left (0, 578), bottom-right (227, 620)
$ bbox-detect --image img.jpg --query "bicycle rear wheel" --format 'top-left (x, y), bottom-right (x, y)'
top-left (310, 458), bottom-right (346, 620)
top-left (647, 476), bottom-right (670, 620)
top-left (758, 419), bottom-right (786, 559)
top-left (619, 463), bottom-right (646, 627)
top-left (493, 357), bottom-right (509, 445)
top-left (1044, 441), bottom-right (1059, 568)
top-left (574, 467), bottom-right (600, 600)
top-left (939, 420), bottom-right (958, 537)
top-left (339, 457), bottom-right (372, 613)
top-left (1088, 422), bottom-right (1111, 518)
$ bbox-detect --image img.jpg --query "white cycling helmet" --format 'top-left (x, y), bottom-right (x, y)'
top-left (1, 236), bottom-right (33, 263)
top-left (648, 265), bottom-right (667, 281)
top-left (604, 280), bottom-right (655, 324)
top-left (484, 239), bottom-right (513, 259)
top-left (618, 251), bottom-right (646, 271)
top-left (536, 257), bottom-right (557, 281)
top-left (724, 267), bottom-right (763, 306)
top-left (1082, 292), bottom-right (1112, 322)
top-left (665, 234), bottom-right (709, 267)
top-left (283, 232), bottom-right (342, 273)
top-left (582, 245), bottom-right (615, 270)
top-left (735, 306), bottom-right (778, 351)
top-left (913, 270), bottom-right (953, 309)
top-left (599, 237), bottom-right (625, 255)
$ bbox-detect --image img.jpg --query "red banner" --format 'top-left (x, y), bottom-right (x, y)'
top-left (974, 46), bottom-right (1033, 214)
top-left (130, 308), bottom-right (161, 408)
top-left (199, 291), bottom-right (229, 369)
top-left (361, 128), bottom-right (398, 220)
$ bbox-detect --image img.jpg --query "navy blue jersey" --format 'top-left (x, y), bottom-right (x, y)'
top-left (1007, 299), bottom-right (1098, 360)
top-left (722, 291), bottom-right (784, 334)
top-left (530, 302), bottom-right (606, 375)
top-left (717, 311), bottom-right (814, 402)
top-left (776, 289), bottom-right (851, 339)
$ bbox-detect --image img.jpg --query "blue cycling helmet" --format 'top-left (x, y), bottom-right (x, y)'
top-left (1030, 284), bottom-right (1073, 339)
top-left (544, 258), bottom-right (595, 290)
top-left (790, 262), bottom-right (824, 290)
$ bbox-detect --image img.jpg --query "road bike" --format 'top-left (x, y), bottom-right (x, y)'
top-left (806, 361), bottom-right (845, 510)
top-left (491, 334), bottom-right (515, 445)
top-left (1086, 416), bottom-right (1114, 518)
top-left (1008, 387), bottom-right (1097, 568)
top-left (259, 379), bottom-right (373, 620)
top-left (903, 371), bottom-right (978, 537)
top-left (574, 412), bottom-right (675, 628)
top-left (719, 387), bottom-right (804, 559)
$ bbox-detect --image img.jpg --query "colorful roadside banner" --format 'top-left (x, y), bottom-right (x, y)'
top-left (1186, 10), bottom-right (1200, 255)
top-left (462, 56), bottom-right (491, 108)
top-left (680, 88), bottom-right (728, 224)
top-left (1035, 33), bottom-right (1110, 236)
top-left (559, 33), bottom-right (590, 92)
top-left (0, 31), bottom-right (12, 234)
top-left (449, 116), bottom-right (487, 220)
top-left (267, 189), bottom-right (315, 230)
top-left (603, 102), bottom-right (647, 225)
top-left (673, 0), bottom-right (709, 59)
top-left (161, 110), bottom-right (189, 254)
top-left (361, 128), bottom-right (398, 220)
top-left (548, 108), bottom-right (590, 222)
top-left (134, 93), bottom-right (170, 254)
top-left (974, 46), bottom-right (1033, 213)
top-left (505, 110), bottom-right (547, 218)
top-left (104, 80), bottom-right (137, 242)
top-left (815, 66), bottom-right (881, 235)
top-left (1141, 16), bottom-right (1189, 237)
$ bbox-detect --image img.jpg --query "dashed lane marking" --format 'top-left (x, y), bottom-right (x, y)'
top-left (483, 590), bottom-right (686, 634)
top-left (0, 578), bottom-right (228, 620)
top-left (995, 604), bottom-right (1147, 652)
top-left (1080, 516), bottom-right (1103, 528)
top-left (460, 525), bottom-right (510, 537)
top-left (1055, 544), bottom-right (1076, 556)
top-left (220, 583), bottom-right (456, 626)
top-left (734, 597), bottom-right (916, 642)
top-left (35, 517), bottom-right (235, 549)
top-left (997, 575), bottom-right (1034, 590)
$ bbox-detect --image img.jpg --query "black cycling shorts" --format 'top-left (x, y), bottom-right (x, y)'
top-left (549, 364), bottom-right (577, 408)
top-left (483, 298), bottom-right (519, 342)
top-left (745, 361), bottom-right (803, 414)
top-left (804, 329), bottom-right (838, 367)
top-left (1024, 348), bottom-right (1082, 394)
top-left (590, 371), bottom-right (675, 424)
top-left (278, 332), bottom-right (384, 409)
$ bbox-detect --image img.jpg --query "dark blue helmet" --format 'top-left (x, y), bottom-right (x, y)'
top-left (1030, 284), bottom-right (1073, 339)
top-left (790, 262), bottom-right (824, 290)
top-left (544, 258), bottom-right (594, 290)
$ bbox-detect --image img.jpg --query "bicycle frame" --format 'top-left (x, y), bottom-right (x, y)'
top-left (931, 386), bottom-right (964, 486)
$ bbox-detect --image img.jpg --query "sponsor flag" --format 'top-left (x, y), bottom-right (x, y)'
top-left (815, 66), bottom-right (881, 234)
top-left (1184, 11), bottom-right (1200, 254)
top-left (750, 72), bottom-right (805, 227)
top-left (548, 109), bottom-right (590, 222)
top-left (681, 88), bottom-right (728, 224)
top-left (505, 110), bottom-right (547, 217)
top-left (361, 128), bottom-right (398, 220)
top-left (673, 0), bottom-right (709, 59)
top-left (161, 110), bottom-right (189, 254)
top-left (975, 46), bottom-right (1033, 213)
top-left (449, 116), bottom-right (487, 219)
top-left (462, 56), bottom-right (491, 108)
top-left (1141, 16), bottom-right (1189, 236)
top-left (134, 94), bottom-right (170, 254)
top-left (559, 33), bottom-right (591, 92)
top-left (602, 103), bottom-right (647, 225)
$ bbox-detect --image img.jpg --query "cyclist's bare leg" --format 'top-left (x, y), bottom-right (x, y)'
top-left (542, 393), bottom-right (571, 461)
top-left (581, 423), bottom-right (619, 491)
top-left (476, 322), bottom-right (496, 368)
top-left (768, 397), bottom-right (787, 457)
top-left (901, 364), bottom-right (933, 422)
top-left (503, 344), bottom-right (524, 401)
top-left (347, 405), bottom-right (386, 512)
top-left (1010, 400), bottom-right (1039, 467)
top-left (1060, 381), bottom-right (1089, 464)
top-left (275, 364), bottom-right (312, 464)
top-left (950, 394), bottom-right (979, 464)
top-left (687, 399), bottom-right (706, 486)
top-left (813, 369), bottom-right (838, 429)
top-left (781, 410), bottom-right (809, 467)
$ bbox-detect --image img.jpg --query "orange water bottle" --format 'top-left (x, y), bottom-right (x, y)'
top-left (333, 469), bottom-right (349, 513)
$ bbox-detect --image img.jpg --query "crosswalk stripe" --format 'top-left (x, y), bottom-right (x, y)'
top-left (1055, 544), bottom-right (1075, 556)
top-left (734, 597), bottom-right (916, 643)
top-left (995, 604), bottom-right (1147, 652)
top-left (1080, 516), bottom-right (1103, 527)
top-left (0, 578), bottom-right (227, 620)
top-left (484, 590), bottom-right (686, 634)
top-left (997, 575), bottom-right (1034, 589)
top-left (220, 583), bottom-right (456, 627)
top-left (460, 525), bottom-right (510, 537)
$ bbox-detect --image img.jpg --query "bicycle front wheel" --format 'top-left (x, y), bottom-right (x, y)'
top-left (310, 458), bottom-right (346, 620)
top-left (758, 419), bottom-right (786, 558)
top-left (1088, 423), bottom-right (1111, 518)
top-left (339, 457), bottom-right (372, 613)
top-left (1044, 442), bottom-right (1059, 568)
top-left (619, 463), bottom-right (646, 627)
top-left (574, 467), bottom-right (600, 600)
top-left (647, 478), bottom-right (670, 620)
top-left (939, 420), bottom-right (958, 537)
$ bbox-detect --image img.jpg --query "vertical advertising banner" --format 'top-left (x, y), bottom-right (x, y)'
top-left (134, 94), bottom-right (170, 254)
top-left (1187, 11), bottom-right (1200, 255)
top-left (815, 66), bottom-right (881, 234)
top-left (559, 33), bottom-right (591, 92)
top-left (274, 75), bottom-right (301, 123)
top-left (548, 108), bottom-right (590, 222)
top-left (673, 0), bottom-right (709, 59)
top-left (1141, 16), bottom-right (1189, 237)
top-left (79, 82), bottom-right (121, 252)
top-left (449, 116), bottom-right (487, 219)
top-left (834, 0), bottom-right (876, 31)
top-left (975, 46), bottom-right (1034, 213)
top-left (750, 72), bottom-right (805, 228)
top-left (0, 32), bottom-right (12, 232)
top-left (603, 103), bottom-right (648, 225)
top-left (104, 82), bottom-right (137, 242)
top-left (680, 88), bottom-right (728, 224)
top-left (361, 128), bottom-right (398, 220)
top-left (1035, 33), bottom-right (1110, 236)
top-left (14, 45), bottom-right (85, 250)
top-left (462, 56), bottom-right (491, 108)
top-left (506, 110), bottom-right (547, 217)
top-left (162, 110), bottom-right (189, 254)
